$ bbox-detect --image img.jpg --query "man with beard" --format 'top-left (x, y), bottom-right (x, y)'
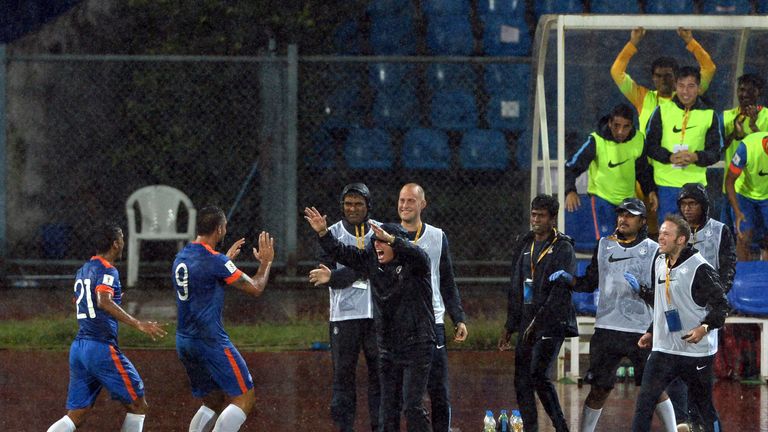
top-left (307, 183), bottom-right (381, 432)
top-left (305, 207), bottom-right (435, 432)
top-left (627, 215), bottom-right (728, 432)
top-left (549, 198), bottom-right (676, 432)
top-left (499, 194), bottom-right (577, 432)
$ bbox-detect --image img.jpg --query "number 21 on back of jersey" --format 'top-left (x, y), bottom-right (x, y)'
top-left (74, 278), bottom-right (96, 319)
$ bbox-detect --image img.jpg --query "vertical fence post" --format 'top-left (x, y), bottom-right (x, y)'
top-left (0, 44), bottom-right (6, 260)
top-left (285, 44), bottom-right (298, 275)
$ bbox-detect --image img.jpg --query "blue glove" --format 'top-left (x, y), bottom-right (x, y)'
top-left (624, 272), bottom-right (640, 293)
top-left (548, 270), bottom-right (574, 284)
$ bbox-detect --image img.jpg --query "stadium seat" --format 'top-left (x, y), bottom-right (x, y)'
top-left (372, 87), bottom-right (419, 128)
top-left (700, 0), bottom-right (752, 14)
top-left (321, 85), bottom-right (364, 129)
top-left (565, 194), bottom-right (599, 252)
top-left (759, 0), bottom-right (768, 13)
top-left (430, 89), bottom-right (478, 130)
top-left (572, 259), bottom-right (599, 315)
top-left (426, 63), bottom-right (477, 91)
top-left (484, 63), bottom-right (531, 131)
top-left (533, 0), bottom-right (585, 19)
top-left (484, 62), bottom-right (530, 94)
top-left (370, 14), bottom-right (416, 55)
top-left (728, 261), bottom-right (768, 316)
top-left (306, 127), bottom-right (338, 169)
top-left (459, 129), bottom-right (509, 169)
top-left (369, 63), bottom-right (416, 93)
top-left (589, 0), bottom-right (641, 13)
top-left (644, 0), bottom-right (694, 14)
top-left (344, 128), bottom-right (394, 169)
top-left (426, 14), bottom-right (475, 55)
top-left (422, 0), bottom-right (471, 16)
top-left (126, 185), bottom-right (196, 287)
top-left (367, 0), bottom-right (415, 18)
top-left (477, 0), bottom-right (526, 18)
top-left (481, 13), bottom-right (532, 56)
top-left (402, 128), bottom-right (452, 169)
top-left (332, 19), bottom-right (361, 55)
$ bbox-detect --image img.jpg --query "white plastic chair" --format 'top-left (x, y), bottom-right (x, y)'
top-left (125, 185), bottom-right (196, 286)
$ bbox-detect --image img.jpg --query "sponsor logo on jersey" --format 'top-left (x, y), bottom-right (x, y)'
top-left (103, 274), bottom-right (115, 286)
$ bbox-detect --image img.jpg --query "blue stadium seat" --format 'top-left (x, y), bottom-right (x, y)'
top-left (422, 0), bottom-right (471, 16)
top-left (566, 194), bottom-right (599, 252)
top-left (477, 0), bottom-right (526, 17)
top-left (372, 88), bottom-right (419, 129)
top-left (481, 14), bottom-right (532, 56)
top-left (759, 0), bottom-right (768, 13)
top-left (589, 0), bottom-right (641, 13)
top-left (369, 63), bottom-right (416, 93)
top-left (484, 63), bottom-right (530, 94)
top-left (459, 129), bottom-right (509, 169)
top-left (321, 85), bottom-right (364, 129)
top-left (306, 127), bottom-right (337, 169)
top-left (402, 128), bottom-right (451, 169)
top-left (572, 259), bottom-right (599, 315)
top-left (644, 0), bottom-right (694, 13)
top-left (426, 14), bottom-right (475, 55)
top-left (700, 0), bottom-right (752, 14)
top-left (728, 261), bottom-right (768, 316)
top-left (534, 0), bottom-right (584, 21)
top-left (426, 63), bottom-right (477, 91)
top-left (370, 14), bottom-right (416, 55)
top-left (344, 128), bottom-right (393, 169)
top-left (430, 89), bottom-right (478, 130)
top-left (367, 0), bottom-right (415, 18)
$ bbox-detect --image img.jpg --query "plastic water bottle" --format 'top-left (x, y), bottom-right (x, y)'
top-left (510, 409), bottom-right (523, 432)
top-left (497, 409), bottom-right (509, 432)
top-left (483, 410), bottom-right (496, 432)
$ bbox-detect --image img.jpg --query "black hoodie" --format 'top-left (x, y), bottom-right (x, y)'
top-left (677, 183), bottom-right (737, 293)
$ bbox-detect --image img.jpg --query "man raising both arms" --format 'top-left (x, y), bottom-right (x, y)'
top-left (173, 206), bottom-right (274, 432)
top-left (398, 183), bottom-right (468, 432)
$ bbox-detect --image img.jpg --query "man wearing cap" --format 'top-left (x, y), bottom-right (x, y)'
top-left (305, 207), bottom-right (435, 432)
top-left (549, 198), bottom-right (677, 432)
top-left (307, 183), bottom-right (380, 432)
top-left (397, 183), bottom-right (467, 432)
top-left (499, 194), bottom-right (577, 432)
top-left (669, 182), bottom-right (736, 431)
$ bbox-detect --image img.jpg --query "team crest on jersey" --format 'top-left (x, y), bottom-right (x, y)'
top-left (225, 261), bottom-right (237, 274)
top-left (333, 326), bottom-right (339, 335)
top-left (704, 227), bottom-right (712, 238)
top-left (732, 153), bottom-right (741, 165)
top-left (639, 245), bottom-right (648, 256)
top-left (679, 267), bottom-right (689, 275)
top-left (102, 274), bottom-right (115, 286)
top-left (396, 265), bottom-right (402, 275)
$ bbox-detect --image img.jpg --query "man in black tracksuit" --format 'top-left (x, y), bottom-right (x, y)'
top-left (499, 194), bottom-right (578, 432)
top-left (305, 206), bottom-right (435, 432)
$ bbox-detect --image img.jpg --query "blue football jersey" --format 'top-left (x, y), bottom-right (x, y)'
top-left (74, 256), bottom-right (122, 345)
top-left (173, 242), bottom-right (243, 341)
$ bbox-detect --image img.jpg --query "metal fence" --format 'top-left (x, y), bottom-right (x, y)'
top-left (1, 49), bottom-right (533, 274)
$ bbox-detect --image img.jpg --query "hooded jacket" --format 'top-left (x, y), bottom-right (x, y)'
top-left (318, 232), bottom-right (435, 352)
top-left (677, 183), bottom-right (737, 293)
top-left (506, 230), bottom-right (578, 338)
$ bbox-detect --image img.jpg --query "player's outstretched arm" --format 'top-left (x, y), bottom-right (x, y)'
top-left (96, 291), bottom-right (167, 341)
top-left (231, 231), bottom-right (274, 297)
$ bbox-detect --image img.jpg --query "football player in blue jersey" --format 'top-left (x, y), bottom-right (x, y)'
top-left (173, 205), bottom-right (274, 432)
top-left (47, 223), bottom-right (167, 432)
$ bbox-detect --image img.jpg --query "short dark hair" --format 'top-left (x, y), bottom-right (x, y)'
top-left (738, 73), bottom-right (765, 94)
top-left (610, 103), bottom-right (636, 123)
top-left (196, 206), bottom-right (226, 235)
top-left (531, 194), bottom-right (559, 217)
top-left (651, 57), bottom-right (678, 76)
top-left (677, 66), bottom-right (701, 85)
top-left (664, 214), bottom-right (691, 244)
top-left (94, 223), bottom-right (123, 254)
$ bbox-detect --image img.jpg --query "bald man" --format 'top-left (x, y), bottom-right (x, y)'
top-left (397, 183), bottom-right (468, 432)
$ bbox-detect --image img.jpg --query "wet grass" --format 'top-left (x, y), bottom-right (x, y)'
top-left (0, 316), bottom-right (511, 351)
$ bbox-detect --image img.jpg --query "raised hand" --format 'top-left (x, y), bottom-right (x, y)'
top-left (308, 264), bottom-right (331, 287)
top-left (630, 27), bottom-right (645, 46)
top-left (253, 231), bottom-right (275, 264)
top-left (304, 207), bottom-right (328, 234)
top-left (677, 27), bottom-right (693, 44)
top-left (370, 223), bottom-right (394, 244)
top-left (226, 238), bottom-right (246, 260)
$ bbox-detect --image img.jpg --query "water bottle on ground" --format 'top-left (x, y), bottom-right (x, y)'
top-left (483, 410), bottom-right (496, 432)
top-left (510, 409), bottom-right (523, 432)
top-left (497, 409), bottom-right (509, 431)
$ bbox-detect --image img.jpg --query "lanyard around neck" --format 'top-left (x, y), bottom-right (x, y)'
top-left (680, 108), bottom-right (691, 144)
top-left (412, 223), bottom-right (424, 244)
top-left (530, 229), bottom-right (558, 278)
top-left (664, 257), bottom-right (673, 306)
top-left (354, 224), bottom-right (365, 250)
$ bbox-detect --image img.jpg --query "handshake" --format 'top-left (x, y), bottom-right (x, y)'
top-left (548, 270), bottom-right (641, 293)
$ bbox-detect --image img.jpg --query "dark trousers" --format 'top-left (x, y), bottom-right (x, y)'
top-left (632, 351), bottom-right (721, 432)
top-left (379, 342), bottom-right (434, 432)
top-left (514, 335), bottom-right (569, 432)
top-left (330, 319), bottom-right (381, 432)
top-left (428, 324), bottom-right (451, 432)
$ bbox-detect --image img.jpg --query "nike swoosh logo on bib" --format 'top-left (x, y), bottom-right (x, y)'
top-left (759, 170), bottom-right (768, 177)
top-left (608, 159), bottom-right (629, 168)
top-left (672, 125), bottom-right (696, 133)
top-left (608, 254), bottom-right (632, 263)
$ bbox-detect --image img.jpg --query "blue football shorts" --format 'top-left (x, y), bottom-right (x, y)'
top-left (176, 335), bottom-right (254, 398)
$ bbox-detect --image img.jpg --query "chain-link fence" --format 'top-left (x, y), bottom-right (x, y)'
top-left (3, 51), bottom-right (533, 272)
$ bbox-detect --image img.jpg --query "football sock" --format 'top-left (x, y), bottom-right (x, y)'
top-left (655, 399), bottom-right (677, 432)
top-left (190, 405), bottom-right (218, 432)
top-left (579, 405), bottom-right (602, 432)
top-left (120, 413), bottom-right (146, 432)
top-left (47, 415), bottom-right (76, 432)
top-left (212, 404), bottom-right (247, 432)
